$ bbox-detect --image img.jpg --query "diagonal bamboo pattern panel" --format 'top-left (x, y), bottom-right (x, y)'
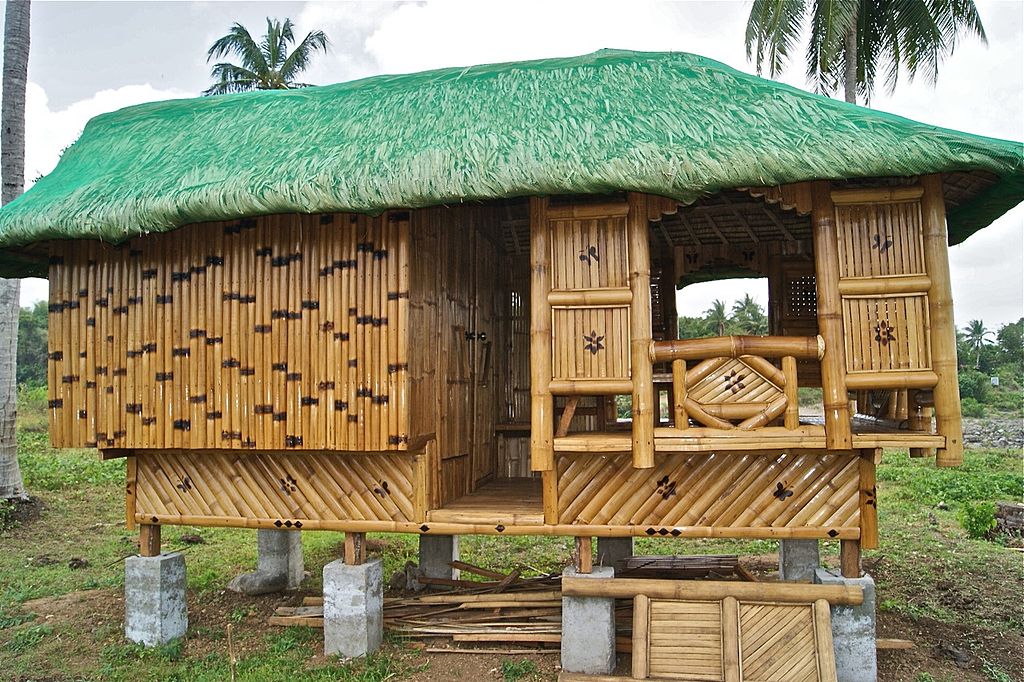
top-left (556, 452), bottom-right (860, 534)
top-left (47, 212), bottom-right (411, 451)
top-left (134, 451), bottom-right (415, 525)
top-left (740, 603), bottom-right (818, 682)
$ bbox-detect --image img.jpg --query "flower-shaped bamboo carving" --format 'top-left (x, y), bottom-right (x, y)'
top-left (722, 369), bottom-right (746, 393)
top-left (578, 245), bottom-right (599, 264)
top-left (582, 330), bottom-right (605, 355)
top-left (874, 320), bottom-right (896, 346)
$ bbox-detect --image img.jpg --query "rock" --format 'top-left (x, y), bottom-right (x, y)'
top-left (67, 557), bottom-right (89, 570)
top-left (178, 534), bottom-right (204, 545)
top-left (939, 642), bottom-right (971, 668)
top-left (29, 555), bottom-right (57, 567)
top-left (937, 501), bottom-right (948, 510)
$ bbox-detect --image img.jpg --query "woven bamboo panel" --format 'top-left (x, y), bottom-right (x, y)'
top-left (551, 306), bottom-right (631, 381)
top-left (648, 600), bottom-right (724, 680)
top-left (842, 295), bottom-right (931, 372)
top-left (47, 213), bottom-right (411, 451)
top-left (549, 216), bottom-right (628, 289)
top-left (836, 200), bottom-right (925, 278)
top-left (134, 450), bottom-right (415, 524)
top-left (556, 452), bottom-right (861, 533)
top-left (740, 603), bottom-right (818, 682)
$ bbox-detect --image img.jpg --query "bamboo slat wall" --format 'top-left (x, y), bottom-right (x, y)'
top-left (48, 213), bottom-right (412, 451)
top-left (555, 451), bottom-right (863, 536)
top-left (133, 450), bottom-right (415, 525)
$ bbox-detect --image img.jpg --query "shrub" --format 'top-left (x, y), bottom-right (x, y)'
top-left (961, 397), bottom-right (986, 418)
top-left (959, 501), bottom-right (997, 539)
top-left (958, 369), bottom-right (990, 402)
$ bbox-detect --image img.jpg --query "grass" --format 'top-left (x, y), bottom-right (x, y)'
top-left (1, 390), bottom-right (1022, 680)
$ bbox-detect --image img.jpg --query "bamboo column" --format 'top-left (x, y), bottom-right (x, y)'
top-left (529, 197), bottom-right (554, 472)
top-left (921, 174), bottom-right (964, 467)
top-left (810, 182), bottom-right (853, 450)
top-left (627, 193), bottom-right (655, 469)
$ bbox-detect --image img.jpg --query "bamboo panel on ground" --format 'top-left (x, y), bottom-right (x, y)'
top-left (134, 450), bottom-right (415, 524)
top-left (555, 451), bottom-right (861, 535)
top-left (46, 212), bottom-right (412, 451)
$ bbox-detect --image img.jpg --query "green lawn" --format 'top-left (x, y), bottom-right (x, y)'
top-left (1, 391), bottom-right (1021, 681)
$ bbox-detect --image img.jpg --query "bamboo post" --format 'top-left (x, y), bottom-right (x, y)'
top-left (139, 523), bottom-right (161, 557)
top-left (529, 197), bottom-right (554, 472)
top-left (839, 539), bottom-right (861, 578)
top-left (671, 359), bottom-right (687, 429)
top-left (921, 174), bottom-right (964, 467)
top-left (814, 599), bottom-right (839, 682)
top-left (811, 181), bottom-right (853, 450)
top-left (627, 193), bottom-right (654, 469)
top-left (344, 532), bottom-right (366, 565)
top-left (574, 536), bottom-right (593, 574)
top-left (722, 596), bottom-right (740, 682)
top-left (859, 453), bottom-right (879, 550)
top-left (782, 355), bottom-right (799, 429)
top-left (631, 594), bottom-right (650, 679)
top-left (909, 390), bottom-right (936, 458)
top-left (542, 469), bottom-right (558, 525)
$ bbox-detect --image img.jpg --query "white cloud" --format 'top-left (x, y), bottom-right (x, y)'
top-left (20, 81), bottom-right (190, 306)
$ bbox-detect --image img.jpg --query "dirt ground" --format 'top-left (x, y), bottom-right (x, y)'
top-left (19, 568), bottom-right (1023, 682)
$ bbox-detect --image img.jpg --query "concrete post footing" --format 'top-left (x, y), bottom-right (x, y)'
top-left (561, 566), bottom-right (616, 674)
top-left (227, 529), bottom-right (304, 595)
top-left (417, 534), bottom-right (459, 586)
top-left (596, 537), bottom-right (634, 573)
top-left (125, 552), bottom-right (188, 647)
top-left (779, 539), bottom-right (820, 582)
top-left (324, 557), bottom-right (383, 658)
top-left (815, 568), bottom-right (877, 682)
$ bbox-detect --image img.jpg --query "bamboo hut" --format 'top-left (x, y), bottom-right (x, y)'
top-left (0, 49), bottom-right (1021, 671)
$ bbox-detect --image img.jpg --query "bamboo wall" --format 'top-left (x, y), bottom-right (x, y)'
top-left (48, 213), bottom-right (412, 451)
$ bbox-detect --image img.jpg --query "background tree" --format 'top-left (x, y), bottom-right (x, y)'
top-left (0, 0), bottom-right (30, 501)
top-left (17, 301), bottom-right (47, 387)
top-left (963, 319), bottom-right (994, 370)
top-left (731, 294), bottom-right (768, 335)
top-left (204, 18), bottom-right (329, 96)
top-left (745, 0), bottom-right (987, 104)
top-left (704, 299), bottom-right (730, 336)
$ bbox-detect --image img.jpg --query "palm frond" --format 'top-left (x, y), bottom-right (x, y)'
top-left (805, 0), bottom-right (858, 95)
top-left (206, 23), bottom-right (269, 75)
top-left (279, 30), bottom-right (330, 83)
top-left (745, 0), bottom-right (808, 77)
top-left (203, 63), bottom-right (262, 97)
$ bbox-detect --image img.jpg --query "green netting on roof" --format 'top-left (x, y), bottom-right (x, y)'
top-left (0, 48), bottom-right (1021, 276)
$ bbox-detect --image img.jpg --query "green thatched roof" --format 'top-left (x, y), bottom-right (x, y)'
top-left (0, 49), bottom-right (1021, 276)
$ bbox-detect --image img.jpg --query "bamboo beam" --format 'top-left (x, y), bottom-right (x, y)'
top-left (627, 193), bottom-right (655, 469)
top-left (830, 186), bottom-right (924, 205)
top-left (529, 197), bottom-right (554, 472)
top-left (547, 288), bottom-right (632, 306)
top-left (555, 396), bottom-right (580, 438)
top-left (651, 335), bottom-right (824, 362)
top-left (844, 371), bottom-right (938, 391)
top-left (139, 523), bottom-right (161, 557)
top-left (920, 174), bottom-right (964, 467)
top-left (561, 577), bottom-right (864, 605)
top-left (837, 274), bottom-right (932, 296)
top-left (542, 469), bottom-right (558, 525)
top-left (549, 379), bottom-right (634, 395)
top-left (811, 181), bottom-right (853, 451)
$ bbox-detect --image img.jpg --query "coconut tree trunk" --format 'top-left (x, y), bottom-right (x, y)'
top-left (843, 22), bottom-right (858, 104)
top-left (0, 0), bottom-right (31, 501)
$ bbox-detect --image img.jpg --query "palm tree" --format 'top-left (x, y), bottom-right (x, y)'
top-left (0, 0), bottom-right (30, 501)
top-left (963, 319), bottom-right (994, 370)
top-left (704, 300), bottom-right (730, 337)
top-left (745, 0), bottom-right (986, 104)
top-left (204, 18), bottom-right (329, 96)
top-left (731, 294), bottom-right (768, 335)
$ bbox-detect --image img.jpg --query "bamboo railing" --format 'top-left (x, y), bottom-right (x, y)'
top-left (650, 335), bottom-right (824, 433)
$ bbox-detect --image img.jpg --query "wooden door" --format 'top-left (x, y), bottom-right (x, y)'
top-left (471, 230), bottom-right (500, 485)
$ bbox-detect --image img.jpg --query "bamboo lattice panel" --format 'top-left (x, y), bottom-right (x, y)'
top-left (47, 212), bottom-right (411, 451)
top-left (552, 307), bottom-right (631, 381)
top-left (633, 596), bottom-right (837, 682)
top-left (556, 452), bottom-right (861, 535)
top-left (549, 215), bottom-right (628, 289)
top-left (836, 200), bottom-right (925, 278)
top-left (133, 451), bottom-right (415, 525)
top-left (842, 295), bottom-right (931, 372)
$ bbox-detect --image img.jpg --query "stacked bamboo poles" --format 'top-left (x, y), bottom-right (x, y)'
top-left (810, 182), bottom-right (853, 450)
top-left (46, 211), bottom-right (413, 452)
top-left (921, 174), bottom-right (965, 466)
top-left (627, 193), bottom-right (654, 469)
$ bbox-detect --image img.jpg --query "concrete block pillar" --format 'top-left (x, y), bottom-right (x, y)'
top-left (779, 539), bottom-right (820, 582)
top-left (561, 566), bottom-right (616, 674)
top-left (418, 534), bottom-right (459, 584)
top-left (324, 557), bottom-right (383, 658)
top-left (227, 529), bottom-right (304, 595)
top-left (125, 552), bottom-right (188, 647)
top-left (815, 568), bottom-right (877, 682)
top-left (596, 537), bottom-right (634, 572)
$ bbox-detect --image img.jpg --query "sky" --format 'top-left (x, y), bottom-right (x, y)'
top-left (4, 0), bottom-right (1023, 327)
